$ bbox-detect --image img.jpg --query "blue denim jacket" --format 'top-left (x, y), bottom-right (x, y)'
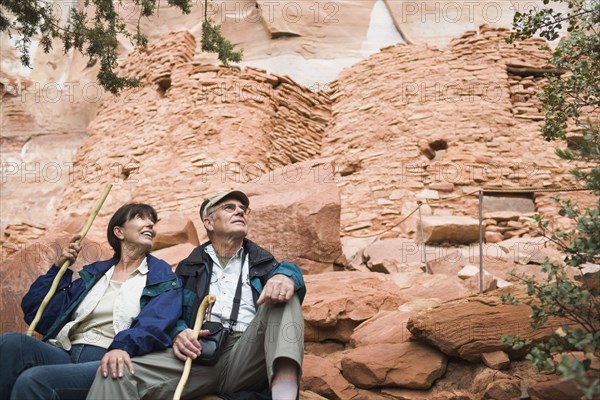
top-left (21, 254), bottom-right (182, 356)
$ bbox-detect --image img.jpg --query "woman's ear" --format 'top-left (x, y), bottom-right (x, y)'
top-left (113, 226), bottom-right (125, 240)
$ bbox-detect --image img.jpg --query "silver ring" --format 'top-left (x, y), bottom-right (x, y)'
top-left (279, 292), bottom-right (285, 296)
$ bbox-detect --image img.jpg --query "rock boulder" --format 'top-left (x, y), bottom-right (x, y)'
top-left (152, 213), bottom-right (199, 250)
top-left (303, 272), bottom-right (405, 343)
top-left (527, 375), bottom-right (591, 400)
top-left (483, 379), bottom-right (521, 400)
top-left (349, 298), bottom-right (441, 348)
top-left (389, 272), bottom-right (472, 303)
top-left (301, 354), bottom-right (357, 400)
top-left (360, 238), bottom-right (446, 273)
top-left (240, 159), bottom-right (344, 275)
top-left (418, 216), bottom-right (480, 244)
top-left (481, 351), bottom-right (511, 370)
top-left (406, 289), bottom-right (572, 362)
top-left (0, 232), bottom-right (112, 333)
top-left (349, 310), bottom-right (413, 347)
top-left (341, 342), bottom-right (447, 389)
top-left (151, 242), bottom-right (196, 269)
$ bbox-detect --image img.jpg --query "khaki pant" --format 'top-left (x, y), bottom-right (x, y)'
top-left (87, 297), bottom-right (304, 400)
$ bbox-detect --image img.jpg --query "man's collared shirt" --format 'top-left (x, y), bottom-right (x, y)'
top-left (205, 244), bottom-right (255, 332)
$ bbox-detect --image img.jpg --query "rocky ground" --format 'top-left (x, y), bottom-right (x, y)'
top-left (2, 181), bottom-right (597, 399)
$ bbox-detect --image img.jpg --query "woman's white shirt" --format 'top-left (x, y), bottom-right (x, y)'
top-left (50, 258), bottom-right (149, 350)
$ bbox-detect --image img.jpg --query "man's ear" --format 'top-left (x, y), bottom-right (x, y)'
top-left (203, 217), bottom-right (214, 234)
top-left (113, 226), bottom-right (125, 240)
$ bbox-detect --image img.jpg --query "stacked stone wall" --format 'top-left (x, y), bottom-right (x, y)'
top-left (322, 26), bottom-right (595, 239)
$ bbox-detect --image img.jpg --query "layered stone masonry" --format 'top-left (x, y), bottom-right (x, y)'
top-left (2, 27), bottom-right (595, 253)
top-left (322, 26), bottom-right (595, 239)
top-left (51, 31), bottom-right (330, 240)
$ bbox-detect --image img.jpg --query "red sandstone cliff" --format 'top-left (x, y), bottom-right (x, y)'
top-left (1, 27), bottom-right (597, 400)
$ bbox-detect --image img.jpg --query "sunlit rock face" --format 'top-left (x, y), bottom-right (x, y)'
top-left (0, 0), bottom-right (570, 232)
top-left (385, 0), bottom-right (569, 48)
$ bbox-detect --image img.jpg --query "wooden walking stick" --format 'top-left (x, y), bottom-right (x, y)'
top-left (173, 294), bottom-right (217, 400)
top-left (26, 183), bottom-right (113, 336)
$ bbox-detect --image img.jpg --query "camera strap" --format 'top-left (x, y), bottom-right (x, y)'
top-left (228, 250), bottom-right (247, 332)
top-left (207, 249), bottom-right (247, 333)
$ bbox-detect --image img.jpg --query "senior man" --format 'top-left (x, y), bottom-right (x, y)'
top-left (87, 190), bottom-right (305, 400)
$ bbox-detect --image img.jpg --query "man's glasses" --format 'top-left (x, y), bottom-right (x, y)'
top-left (208, 203), bottom-right (251, 216)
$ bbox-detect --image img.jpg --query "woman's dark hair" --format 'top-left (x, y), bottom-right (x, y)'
top-left (107, 203), bottom-right (158, 260)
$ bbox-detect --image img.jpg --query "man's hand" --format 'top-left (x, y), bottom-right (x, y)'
top-left (172, 328), bottom-right (210, 362)
top-left (257, 274), bottom-right (295, 305)
top-left (100, 349), bottom-right (133, 379)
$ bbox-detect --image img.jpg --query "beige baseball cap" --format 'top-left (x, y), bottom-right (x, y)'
top-left (200, 190), bottom-right (250, 219)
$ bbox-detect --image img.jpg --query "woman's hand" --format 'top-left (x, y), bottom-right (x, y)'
top-left (55, 235), bottom-right (81, 266)
top-left (100, 349), bottom-right (134, 379)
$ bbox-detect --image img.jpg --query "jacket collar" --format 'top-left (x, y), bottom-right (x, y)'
top-left (83, 254), bottom-right (173, 285)
top-left (243, 238), bottom-right (275, 266)
top-left (190, 238), bottom-right (274, 267)
top-left (146, 254), bottom-right (176, 284)
top-left (83, 258), bottom-right (117, 276)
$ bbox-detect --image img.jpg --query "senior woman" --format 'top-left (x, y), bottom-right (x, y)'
top-left (0, 203), bottom-right (182, 400)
